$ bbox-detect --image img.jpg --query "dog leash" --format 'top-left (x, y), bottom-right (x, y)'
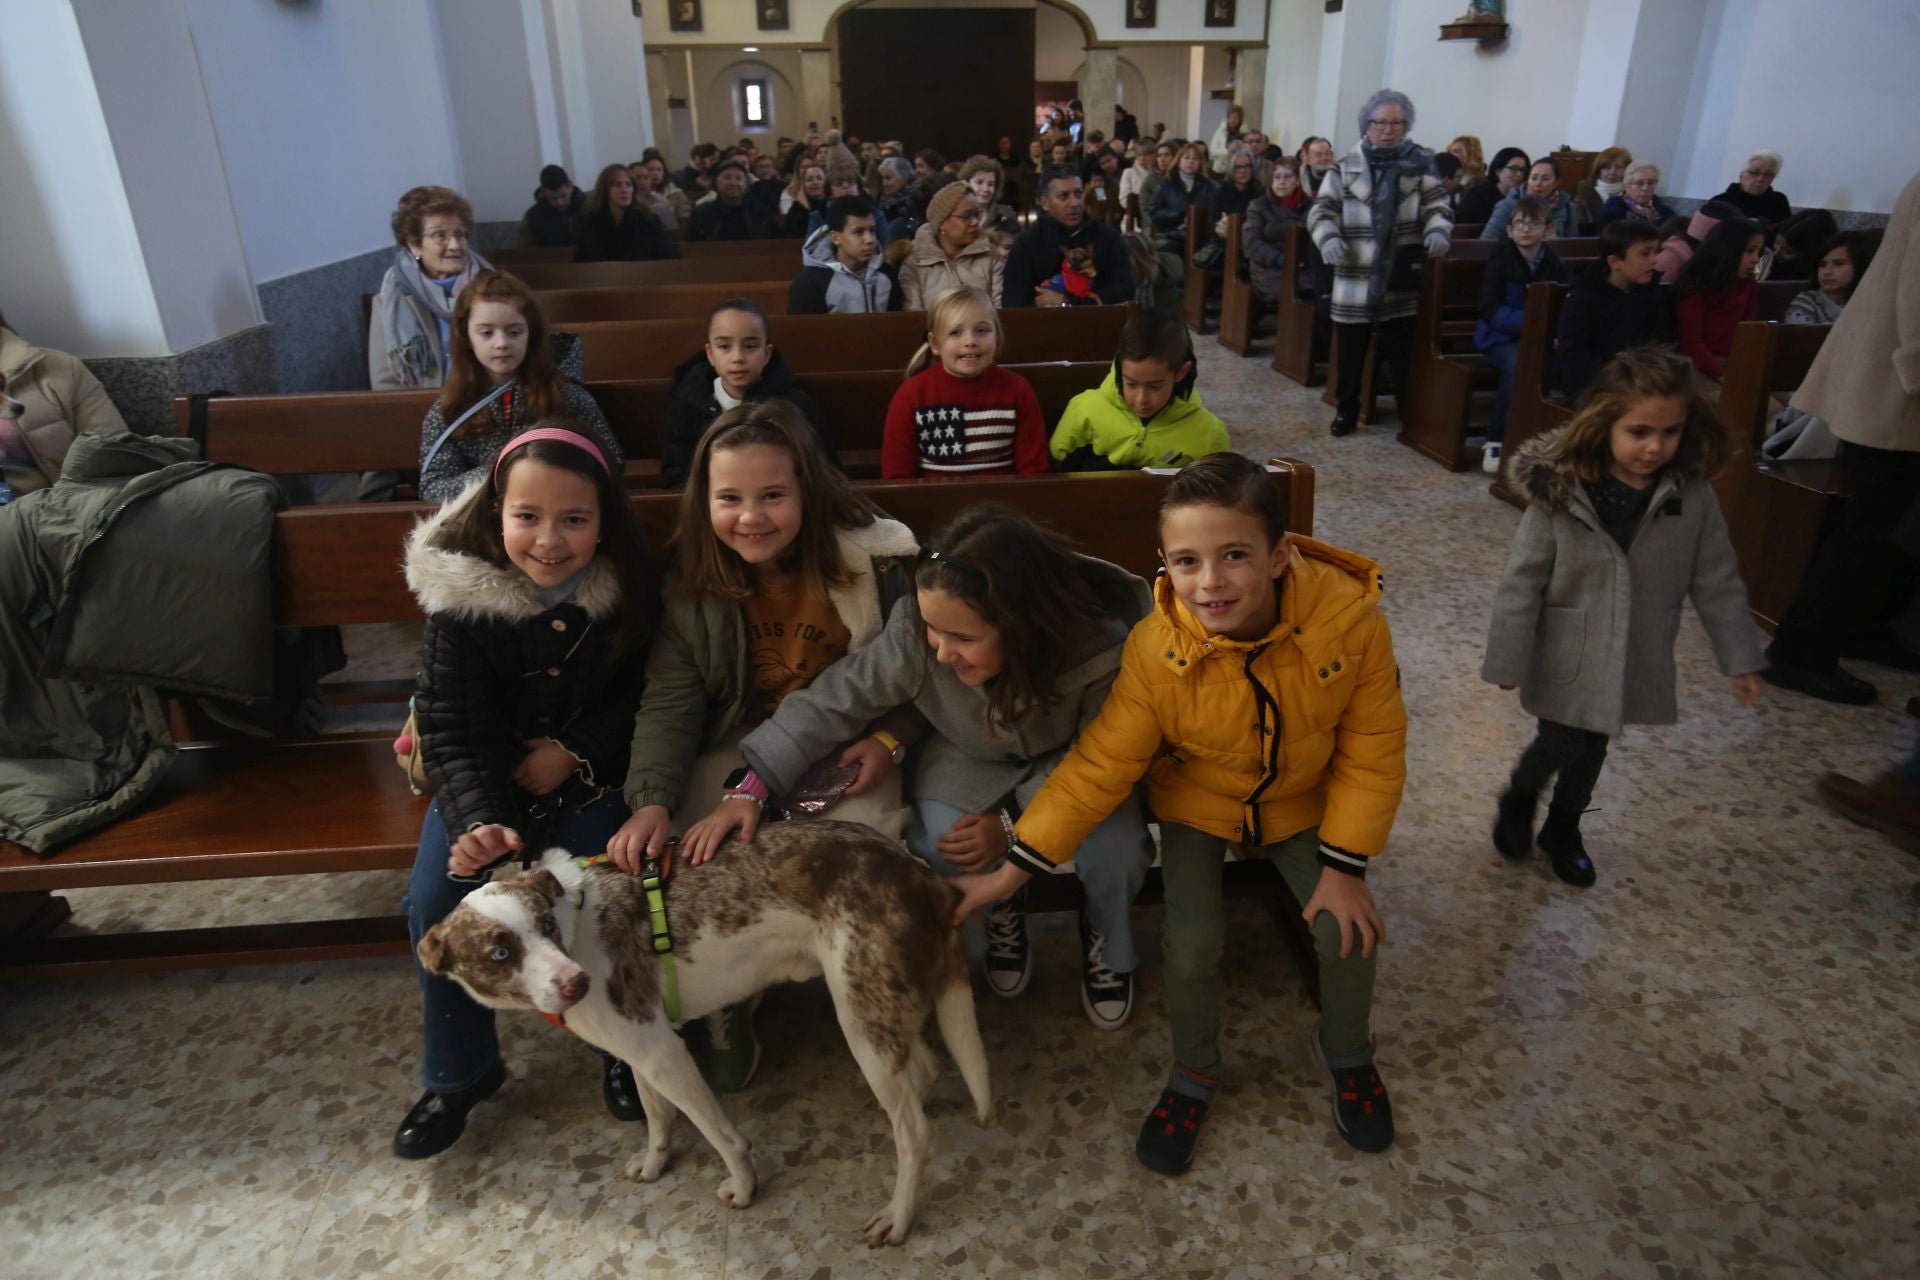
top-left (541, 852), bottom-right (681, 1034)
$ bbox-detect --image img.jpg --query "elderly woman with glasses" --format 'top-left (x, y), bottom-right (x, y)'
top-left (1720, 149), bottom-right (1792, 227)
top-left (1596, 162), bottom-right (1676, 230)
top-left (369, 185), bottom-right (493, 390)
top-left (1307, 88), bottom-right (1453, 437)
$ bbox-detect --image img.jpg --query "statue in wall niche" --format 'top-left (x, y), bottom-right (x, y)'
top-left (1453, 0), bottom-right (1504, 20)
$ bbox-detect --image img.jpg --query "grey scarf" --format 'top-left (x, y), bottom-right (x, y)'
top-left (380, 246), bottom-right (492, 388)
top-left (1359, 139), bottom-right (1427, 302)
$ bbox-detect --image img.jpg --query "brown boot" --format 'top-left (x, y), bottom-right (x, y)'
top-left (1817, 772), bottom-right (1920, 857)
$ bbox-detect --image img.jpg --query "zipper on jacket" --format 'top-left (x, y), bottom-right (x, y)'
top-left (1239, 643), bottom-right (1283, 845)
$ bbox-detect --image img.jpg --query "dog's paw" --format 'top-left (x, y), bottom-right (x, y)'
top-left (625, 1149), bottom-right (669, 1183)
top-left (716, 1172), bottom-right (756, 1209)
top-left (863, 1209), bottom-right (911, 1248)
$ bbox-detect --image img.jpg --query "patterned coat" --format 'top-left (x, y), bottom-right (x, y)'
top-left (1307, 143), bottom-right (1452, 325)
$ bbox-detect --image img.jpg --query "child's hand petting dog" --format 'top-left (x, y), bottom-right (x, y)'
top-left (450, 824), bottom-right (521, 877)
top-left (679, 796), bottom-right (762, 866)
top-left (513, 738), bottom-right (581, 796)
top-left (606, 805), bottom-right (672, 875)
top-left (934, 812), bottom-right (1007, 872)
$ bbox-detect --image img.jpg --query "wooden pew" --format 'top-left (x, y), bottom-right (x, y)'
top-left (569, 305), bottom-right (1132, 381)
top-left (1269, 225), bottom-right (1327, 386)
top-left (1182, 205), bottom-right (1222, 333)
top-left (1396, 239), bottom-right (1599, 470)
top-left (0, 464), bottom-right (1317, 978)
top-left (513, 256), bottom-right (797, 291)
top-left (1216, 214), bottom-right (1258, 356)
top-left (179, 362), bottom-right (1112, 486)
top-left (493, 240), bottom-right (798, 271)
top-left (538, 280), bottom-right (794, 323)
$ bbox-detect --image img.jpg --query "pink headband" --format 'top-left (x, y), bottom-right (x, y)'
top-left (493, 428), bottom-right (611, 487)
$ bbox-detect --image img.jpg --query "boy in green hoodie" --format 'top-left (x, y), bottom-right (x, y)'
top-left (1050, 309), bottom-right (1231, 470)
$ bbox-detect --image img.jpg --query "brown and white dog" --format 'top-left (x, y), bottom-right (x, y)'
top-left (416, 819), bottom-right (991, 1247)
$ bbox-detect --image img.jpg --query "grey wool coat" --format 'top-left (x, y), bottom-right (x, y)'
top-left (1307, 143), bottom-right (1452, 325)
top-left (1482, 430), bottom-right (1765, 737)
top-left (740, 556), bottom-right (1152, 814)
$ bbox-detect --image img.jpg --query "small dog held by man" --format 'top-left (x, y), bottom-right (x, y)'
top-left (416, 819), bottom-right (990, 1247)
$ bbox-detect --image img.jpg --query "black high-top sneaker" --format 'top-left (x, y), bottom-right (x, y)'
top-left (1492, 789), bottom-right (1538, 861)
top-left (1536, 806), bottom-right (1597, 887)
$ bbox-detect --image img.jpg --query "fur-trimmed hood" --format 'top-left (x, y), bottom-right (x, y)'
top-left (405, 474), bottom-right (622, 622)
top-left (1507, 426), bottom-right (1709, 514)
top-left (829, 516), bottom-right (919, 648)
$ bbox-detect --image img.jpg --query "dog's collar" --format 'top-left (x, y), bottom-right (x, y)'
top-left (542, 852), bottom-right (681, 1033)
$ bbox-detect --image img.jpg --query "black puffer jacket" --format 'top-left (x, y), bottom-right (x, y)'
top-left (405, 487), bottom-right (650, 839)
top-left (659, 347), bottom-right (835, 487)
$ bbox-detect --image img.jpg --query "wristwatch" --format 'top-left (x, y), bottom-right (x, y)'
top-left (869, 730), bottom-right (906, 764)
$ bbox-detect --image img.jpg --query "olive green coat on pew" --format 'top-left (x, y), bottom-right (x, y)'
top-left (1790, 168), bottom-right (1920, 453)
top-left (1482, 429), bottom-right (1765, 738)
top-left (0, 435), bottom-right (283, 852)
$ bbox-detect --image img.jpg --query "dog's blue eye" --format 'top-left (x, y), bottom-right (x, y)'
top-left (489, 945), bottom-right (511, 961)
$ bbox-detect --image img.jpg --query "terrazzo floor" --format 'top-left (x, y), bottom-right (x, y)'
top-left (5, 338), bottom-right (1919, 1279)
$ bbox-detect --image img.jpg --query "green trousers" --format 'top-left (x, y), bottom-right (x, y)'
top-left (1158, 822), bottom-right (1377, 1076)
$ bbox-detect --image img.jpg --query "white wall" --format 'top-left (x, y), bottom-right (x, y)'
top-left (1263, 0), bottom-right (1324, 152)
top-left (1670, 0), bottom-right (1918, 214)
top-left (431, 0), bottom-right (548, 222)
top-left (0, 0), bottom-right (167, 357)
top-left (641, 0), bottom-right (1266, 47)
top-left (692, 53), bottom-right (804, 145)
top-left (1120, 46), bottom-right (1192, 137)
top-left (1035, 3), bottom-right (1085, 81)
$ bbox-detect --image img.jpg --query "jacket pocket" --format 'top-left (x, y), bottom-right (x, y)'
top-left (1531, 605), bottom-right (1586, 686)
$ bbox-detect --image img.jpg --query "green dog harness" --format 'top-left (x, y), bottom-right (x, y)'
top-left (551, 852), bottom-right (681, 1030)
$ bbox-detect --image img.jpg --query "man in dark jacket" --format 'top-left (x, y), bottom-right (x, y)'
top-left (1003, 167), bottom-right (1137, 308)
top-left (1113, 105), bottom-right (1140, 146)
top-left (516, 164), bottom-right (583, 248)
top-left (1555, 219), bottom-right (1673, 398)
top-left (688, 159), bottom-right (778, 241)
top-left (680, 143), bottom-right (719, 198)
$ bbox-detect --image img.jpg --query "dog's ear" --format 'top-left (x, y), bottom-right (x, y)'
top-left (525, 868), bottom-right (565, 906)
top-left (416, 925), bottom-right (449, 976)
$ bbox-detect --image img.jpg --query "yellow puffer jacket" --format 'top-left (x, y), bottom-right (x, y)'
top-left (1011, 536), bottom-right (1406, 875)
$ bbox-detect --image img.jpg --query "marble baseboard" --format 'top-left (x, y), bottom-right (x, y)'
top-left (257, 247), bottom-right (394, 395)
top-left (85, 325), bottom-right (277, 435)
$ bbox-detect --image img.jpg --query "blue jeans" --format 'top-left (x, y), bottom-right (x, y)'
top-left (1481, 339), bottom-right (1520, 443)
top-left (905, 792), bottom-right (1154, 972)
top-left (404, 792), bottom-right (632, 1092)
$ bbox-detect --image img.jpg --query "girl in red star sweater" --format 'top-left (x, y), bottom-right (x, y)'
top-left (882, 288), bottom-right (1051, 478)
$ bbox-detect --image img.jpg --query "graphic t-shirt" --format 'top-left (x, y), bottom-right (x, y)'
top-left (742, 577), bottom-right (851, 724)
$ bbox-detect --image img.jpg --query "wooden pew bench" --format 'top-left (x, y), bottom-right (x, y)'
top-left (489, 241), bottom-right (796, 270)
top-left (512, 256), bottom-right (800, 292)
top-left (0, 465), bottom-right (1319, 985)
top-left (180, 362), bottom-right (1112, 487)
top-left (1216, 214), bottom-right (1258, 356)
top-left (1269, 224), bottom-right (1327, 387)
top-left (1182, 205), bottom-right (1223, 334)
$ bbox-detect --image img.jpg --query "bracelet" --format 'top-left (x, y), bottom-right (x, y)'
top-left (998, 810), bottom-right (1016, 848)
top-left (869, 730), bottom-right (905, 764)
top-left (722, 769), bottom-right (769, 804)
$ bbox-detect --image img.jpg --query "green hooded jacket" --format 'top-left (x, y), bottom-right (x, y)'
top-left (1048, 367), bottom-right (1230, 470)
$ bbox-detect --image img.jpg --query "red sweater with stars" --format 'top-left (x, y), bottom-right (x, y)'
top-left (881, 363), bottom-right (1051, 479)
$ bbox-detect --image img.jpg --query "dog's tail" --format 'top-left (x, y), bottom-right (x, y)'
top-left (934, 978), bottom-right (992, 1124)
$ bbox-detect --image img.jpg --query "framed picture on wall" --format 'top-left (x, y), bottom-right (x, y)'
top-left (1205, 0), bottom-right (1237, 28)
top-left (758, 2), bottom-right (789, 31)
top-left (1125, 0), bottom-right (1157, 28)
top-left (669, 0), bottom-right (701, 33)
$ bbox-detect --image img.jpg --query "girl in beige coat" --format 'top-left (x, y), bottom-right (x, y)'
top-left (0, 317), bottom-right (128, 497)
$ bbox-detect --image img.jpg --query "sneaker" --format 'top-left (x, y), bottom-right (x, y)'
top-left (1077, 911), bottom-right (1133, 1030)
top-left (1536, 809), bottom-right (1597, 887)
top-left (1311, 1025), bottom-right (1394, 1153)
top-left (1135, 1086), bottom-right (1211, 1175)
top-left (1492, 789), bottom-right (1537, 861)
top-left (983, 898), bottom-right (1033, 998)
top-left (1482, 442), bottom-right (1502, 474)
top-left (698, 995), bottom-right (763, 1092)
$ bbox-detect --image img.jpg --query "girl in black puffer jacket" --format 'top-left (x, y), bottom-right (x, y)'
top-left (394, 426), bottom-right (662, 1162)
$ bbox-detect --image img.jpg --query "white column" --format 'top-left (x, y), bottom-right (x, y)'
top-left (1237, 47), bottom-right (1267, 139)
top-left (799, 50), bottom-right (835, 137)
top-left (1186, 44), bottom-right (1208, 141)
top-left (545, 0), bottom-right (654, 176)
top-left (1080, 47), bottom-right (1118, 146)
top-left (1264, 0), bottom-right (1324, 151)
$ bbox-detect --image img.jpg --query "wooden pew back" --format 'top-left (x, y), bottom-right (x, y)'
top-left (538, 280), bottom-right (793, 323)
top-left (514, 256), bottom-right (796, 291)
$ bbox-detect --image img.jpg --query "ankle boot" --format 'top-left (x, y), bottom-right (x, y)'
top-left (1536, 807), bottom-right (1596, 887)
top-left (1492, 789), bottom-right (1538, 861)
top-left (393, 1061), bottom-right (507, 1159)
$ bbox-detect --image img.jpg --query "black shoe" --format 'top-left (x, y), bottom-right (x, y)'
top-left (983, 895), bottom-right (1032, 998)
top-left (1492, 789), bottom-right (1537, 861)
top-left (1077, 910), bottom-right (1133, 1030)
top-left (393, 1061), bottom-right (507, 1159)
top-left (1329, 412), bottom-right (1358, 437)
top-left (1537, 809), bottom-right (1596, 887)
top-left (1312, 1025), bottom-right (1395, 1153)
top-left (1761, 660), bottom-right (1877, 706)
top-left (602, 1055), bottom-right (645, 1122)
top-left (1839, 630), bottom-right (1920, 673)
top-left (1135, 1087), bottom-right (1211, 1175)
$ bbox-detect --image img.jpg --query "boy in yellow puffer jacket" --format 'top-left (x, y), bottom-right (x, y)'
top-left (1050, 309), bottom-right (1230, 470)
top-left (955, 453), bottom-right (1406, 1174)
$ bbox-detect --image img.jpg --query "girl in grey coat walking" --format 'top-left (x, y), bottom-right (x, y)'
top-left (1482, 348), bottom-right (1765, 886)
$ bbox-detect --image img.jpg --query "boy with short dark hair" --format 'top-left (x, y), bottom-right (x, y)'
top-left (789, 196), bottom-right (901, 315)
top-left (1051, 309), bottom-right (1228, 470)
top-left (1557, 219), bottom-right (1674, 399)
top-left (1474, 195), bottom-right (1570, 472)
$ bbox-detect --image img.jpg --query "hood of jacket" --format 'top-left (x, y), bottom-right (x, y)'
top-left (829, 516), bottom-right (920, 647)
top-left (1508, 424), bottom-right (1709, 514)
top-left (1150, 534), bottom-right (1385, 673)
top-left (405, 475), bottom-right (622, 623)
top-left (907, 221), bottom-right (995, 269)
top-left (0, 325), bottom-right (46, 382)
top-left (668, 344), bottom-right (800, 408)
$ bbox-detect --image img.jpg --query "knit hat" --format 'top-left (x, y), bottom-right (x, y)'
top-left (926, 182), bottom-right (972, 227)
top-left (713, 157), bottom-right (750, 181)
top-left (540, 164), bottom-right (570, 191)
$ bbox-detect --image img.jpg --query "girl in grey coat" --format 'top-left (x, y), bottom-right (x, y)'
top-left (718, 505), bottom-right (1156, 1032)
top-left (1482, 349), bottom-right (1764, 886)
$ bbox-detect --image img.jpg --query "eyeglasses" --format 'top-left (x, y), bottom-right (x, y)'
top-left (422, 229), bottom-right (470, 245)
top-left (1741, 168), bottom-right (1776, 180)
top-left (949, 209), bottom-right (983, 224)
top-left (1367, 118), bottom-right (1407, 130)
top-left (1510, 218), bottom-right (1545, 230)
top-left (1501, 163), bottom-right (1528, 174)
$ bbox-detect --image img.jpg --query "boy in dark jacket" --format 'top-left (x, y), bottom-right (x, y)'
top-left (1473, 196), bottom-right (1570, 472)
top-left (788, 197), bottom-right (901, 316)
top-left (660, 298), bottom-right (834, 488)
top-left (1556, 219), bottom-right (1673, 400)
